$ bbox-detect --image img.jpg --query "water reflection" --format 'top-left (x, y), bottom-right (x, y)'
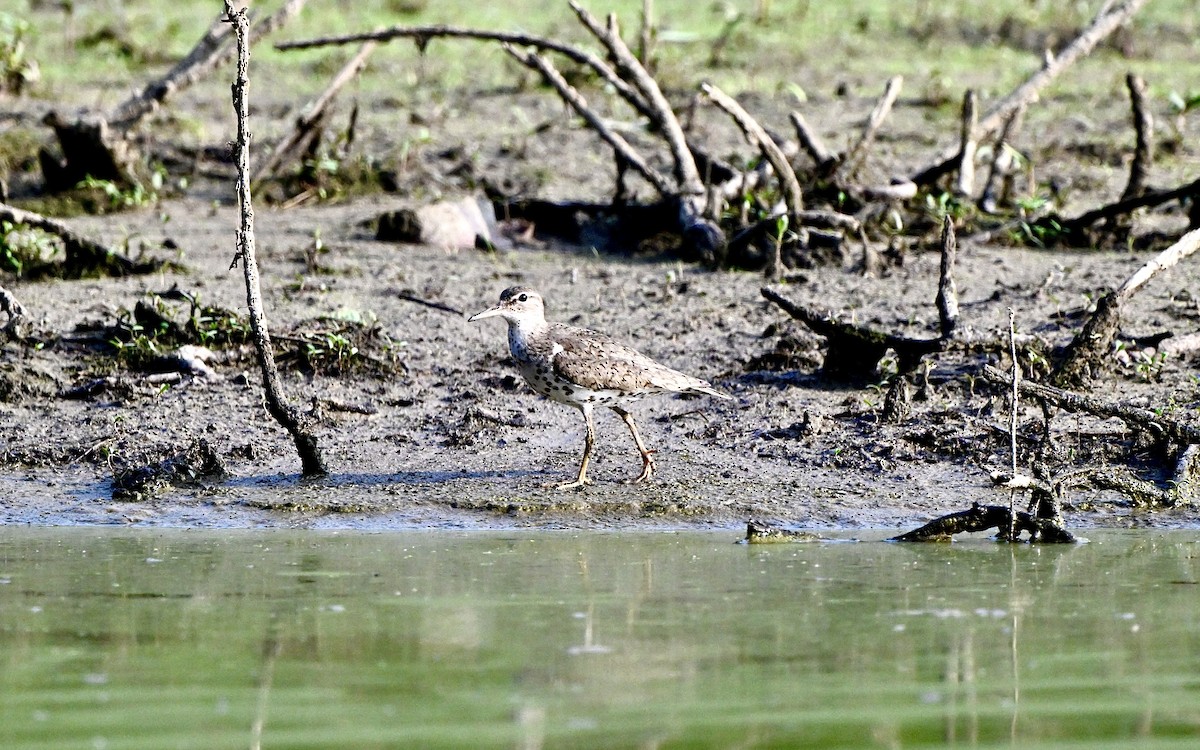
top-left (0, 529), bottom-right (1198, 748)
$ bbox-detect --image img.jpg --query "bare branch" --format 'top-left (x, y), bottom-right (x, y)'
top-left (935, 215), bottom-right (959, 338)
top-left (253, 40), bottom-right (378, 184)
top-left (700, 82), bottom-right (804, 215)
top-left (502, 44), bottom-right (673, 196)
top-left (910, 0), bottom-right (1151, 185)
top-left (839, 75), bottom-right (902, 178)
top-left (225, 0), bottom-right (327, 477)
top-left (789, 110), bottom-right (836, 168)
top-left (954, 90), bottom-right (978, 198)
top-left (1121, 72), bottom-right (1153, 201)
top-left (568, 1), bottom-right (703, 195)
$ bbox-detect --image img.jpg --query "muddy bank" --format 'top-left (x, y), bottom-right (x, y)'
top-left (1, 193), bottom-right (1198, 530)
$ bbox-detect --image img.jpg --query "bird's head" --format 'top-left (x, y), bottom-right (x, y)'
top-left (467, 286), bottom-right (547, 328)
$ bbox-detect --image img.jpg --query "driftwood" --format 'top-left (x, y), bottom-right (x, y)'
top-left (0, 201), bottom-right (161, 278)
top-left (909, 0), bottom-right (1150, 186)
top-left (981, 364), bottom-right (1200, 507)
top-left (253, 40), bottom-right (377, 185)
top-left (1054, 227), bottom-right (1200, 386)
top-left (891, 503), bottom-right (1076, 543)
top-left (226, 2), bottom-right (327, 477)
top-left (39, 0), bottom-right (307, 191)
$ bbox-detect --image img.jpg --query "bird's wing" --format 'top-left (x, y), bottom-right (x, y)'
top-left (550, 325), bottom-right (710, 394)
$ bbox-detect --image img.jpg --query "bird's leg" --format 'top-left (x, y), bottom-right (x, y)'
top-left (613, 406), bottom-right (655, 483)
top-left (554, 406), bottom-right (595, 490)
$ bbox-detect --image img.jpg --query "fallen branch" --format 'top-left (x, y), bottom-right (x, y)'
top-left (701, 82), bottom-right (804, 217)
top-left (40, 0), bottom-right (308, 191)
top-left (1053, 226), bottom-right (1200, 385)
top-left (909, 0), bottom-right (1151, 185)
top-left (789, 110), bottom-right (836, 169)
top-left (253, 40), bottom-right (378, 184)
top-left (226, 1), bottom-right (327, 477)
top-left (0, 201), bottom-right (160, 278)
top-left (502, 45), bottom-right (673, 195)
top-left (982, 364), bottom-right (1200, 445)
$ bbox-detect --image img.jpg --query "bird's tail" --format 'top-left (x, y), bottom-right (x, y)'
top-left (690, 384), bottom-right (734, 400)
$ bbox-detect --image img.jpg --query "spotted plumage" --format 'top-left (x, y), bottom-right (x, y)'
top-left (468, 286), bottom-right (731, 489)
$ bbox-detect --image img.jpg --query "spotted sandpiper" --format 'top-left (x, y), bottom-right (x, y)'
top-left (468, 286), bottom-right (732, 489)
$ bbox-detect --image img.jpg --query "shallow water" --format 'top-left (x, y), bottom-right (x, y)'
top-left (1, 528), bottom-right (1199, 749)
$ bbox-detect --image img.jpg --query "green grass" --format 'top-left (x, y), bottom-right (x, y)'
top-left (11, 0), bottom-right (1200, 102)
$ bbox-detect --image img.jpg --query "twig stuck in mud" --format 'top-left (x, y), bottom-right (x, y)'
top-left (839, 75), bottom-right (902, 180)
top-left (253, 39), bottom-right (378, 185)
top-left (226, 1), bottom-right (327, 477)
top-left (935, 216), bottom-right (959, 339)
top-left (1121, 72), bottom-right (1153, 202)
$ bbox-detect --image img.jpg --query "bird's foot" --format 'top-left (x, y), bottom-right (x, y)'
top-left (623, 455), bottom-right (656, 485)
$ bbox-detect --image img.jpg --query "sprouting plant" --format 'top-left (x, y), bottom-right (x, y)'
top-left (76, 175), bottom-right (158, 210)
top-left (0, 13), bottom-right (39, 95)
top-left (1, 220), bottom-right (59, 276)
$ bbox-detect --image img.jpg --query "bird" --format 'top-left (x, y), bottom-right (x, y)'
top-left (468, 286), bottom-right (732, 489)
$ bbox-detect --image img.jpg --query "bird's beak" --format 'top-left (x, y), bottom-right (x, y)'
top-left (467, 305), bottom-right (503, 322)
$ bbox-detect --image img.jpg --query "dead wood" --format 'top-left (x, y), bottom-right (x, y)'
top-left (954, 90), bottom-right (978, 199)
top-left (0, 201), bottom-right (161, 278)
top-left (226, 1), bottom-right (327, 477)
top-left (1121, 72), bottom-right (1153, 202)
top-left (935, 215), bottom-right (960, 339)
top-left (761, 287), bottom-right (944, 380)
top-left (701, 82), bottom-right (804, 278)
top-left (979, 105), bottom-right (1025, 214)
top-left (1047, 177), bottom-right (1200, 245)
top-left (789, 111), bottom-right (836, 170)
top-left (0, 284), bottom-right (26, 340)
top-left (501, 45), bottom-right (673, 196)
top-left (1053, 227), bottom-right (1200, 386)
top-left (568, 3), bottom-right (723, 255)
top-left (909, 0), bottom-right (1151, 186)
top-left (890, 502), bottom-right (1076, 543)
top-left (39, 0), bottom-right (307, 191)
top-left (838, 75), bottom-right (902, 180)
top-left (701, 83), bottom-right (804, 217)
top-left (253, 40), bottom-right (377, 185)
top-left (982, 364), bottom-right (1200, 446)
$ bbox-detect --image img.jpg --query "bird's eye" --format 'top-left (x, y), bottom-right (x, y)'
top-left (517, 294), bottom-right (528, 302)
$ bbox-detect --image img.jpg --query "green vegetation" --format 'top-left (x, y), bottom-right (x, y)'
top-left (0, 12), bottom-right (38, 94)
top-left (0, 220), bottom-right (58, 276)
